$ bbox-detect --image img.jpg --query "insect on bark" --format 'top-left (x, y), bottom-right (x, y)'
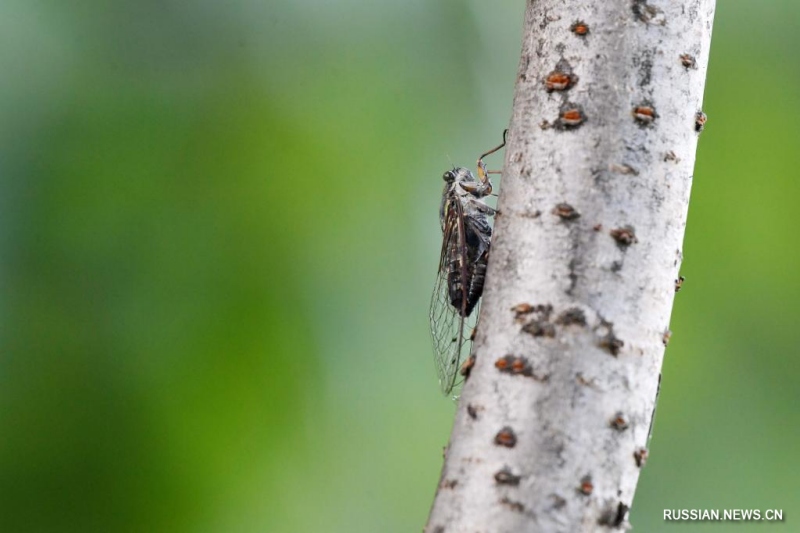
top-left (429, 131), bottom-right (507, 396)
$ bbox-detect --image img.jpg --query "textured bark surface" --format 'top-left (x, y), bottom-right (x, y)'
top-left (426, 1), bottom-right (715, 532)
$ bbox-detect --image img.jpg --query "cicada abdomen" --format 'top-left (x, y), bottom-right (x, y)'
top-left (445, 216), bottom-right (491, 318)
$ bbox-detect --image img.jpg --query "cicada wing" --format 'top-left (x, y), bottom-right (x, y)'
top-left (429, 265), bottom-right (463, 394)
top-left (429, 197), bottom-right (475, 395)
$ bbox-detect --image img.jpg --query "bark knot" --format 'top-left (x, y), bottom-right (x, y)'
top-left (494, 427), bottom-right (518, 448)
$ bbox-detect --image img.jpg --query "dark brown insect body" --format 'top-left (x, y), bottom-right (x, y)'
top-left (430, 133), bottom-right (507, 395)
top-left (441, 186), bottom-right (492, 318)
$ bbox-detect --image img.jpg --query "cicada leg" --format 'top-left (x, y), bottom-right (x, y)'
top-left (476, 129), bottom-right (508, 185)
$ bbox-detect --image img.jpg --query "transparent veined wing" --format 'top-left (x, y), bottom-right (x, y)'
top-left (429, 195), bottom-right (477, 395)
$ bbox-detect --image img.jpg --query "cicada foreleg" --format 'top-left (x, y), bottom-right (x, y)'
top-left (475, 128), bottom-right (509, 187)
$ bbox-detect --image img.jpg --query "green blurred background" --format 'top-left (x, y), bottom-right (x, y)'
top-left (1, 1), bottom-right (798, 532)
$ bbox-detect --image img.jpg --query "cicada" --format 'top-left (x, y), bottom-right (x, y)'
top-left (429, 132), bottom-right (507, 395)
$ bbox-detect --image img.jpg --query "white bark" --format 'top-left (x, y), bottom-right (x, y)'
top-left (426, 1), bottom-right (715, 532)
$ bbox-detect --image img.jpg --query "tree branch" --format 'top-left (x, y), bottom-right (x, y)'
top-left (426, 1), bottom-right (715, 531)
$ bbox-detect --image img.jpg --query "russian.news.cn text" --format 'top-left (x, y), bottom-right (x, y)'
top-left (664, 509), bottom-right (783, 522)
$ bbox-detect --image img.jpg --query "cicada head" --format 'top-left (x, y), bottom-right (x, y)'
top-left (448, 167), bottom-right (491, 198)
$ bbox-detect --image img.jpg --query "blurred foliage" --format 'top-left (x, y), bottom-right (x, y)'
top-left (0, 1), bottom-right (798, 532)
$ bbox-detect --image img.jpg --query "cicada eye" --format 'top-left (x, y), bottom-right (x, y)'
top-left (443, 171), bottom-right (455, 182)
